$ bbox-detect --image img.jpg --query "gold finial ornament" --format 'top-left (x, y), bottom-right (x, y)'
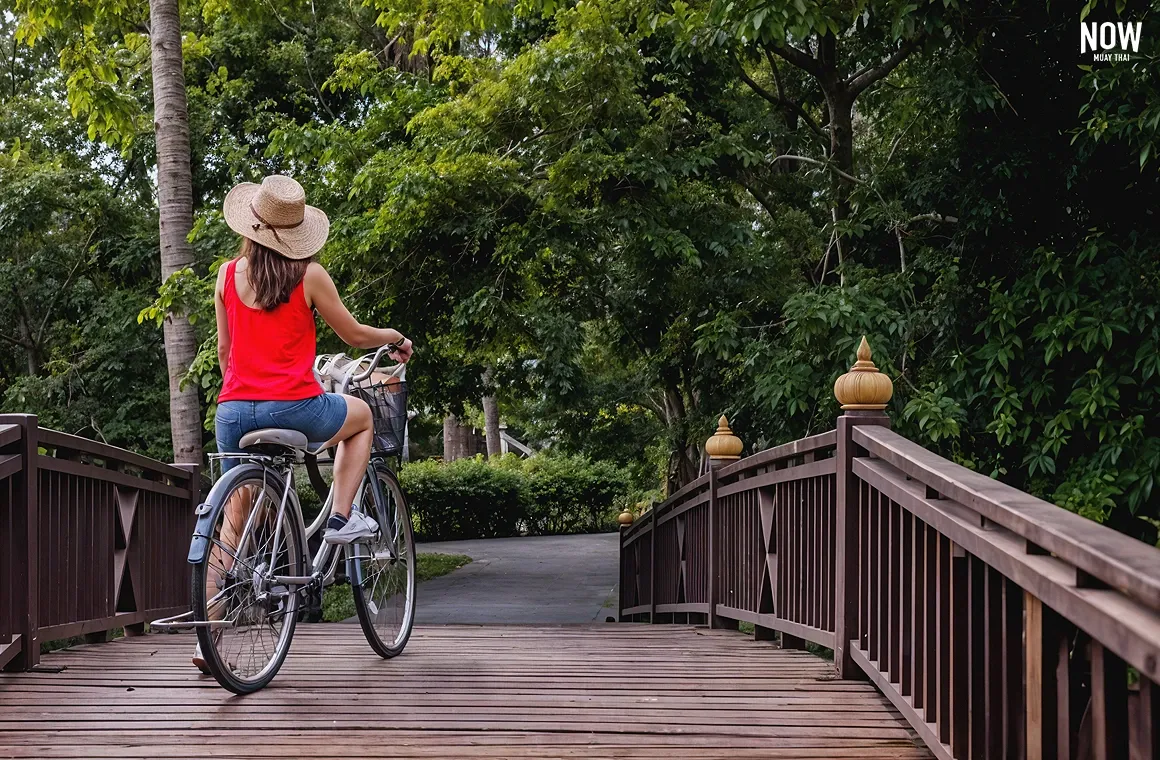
top-left (618, 510), bottom-right (634, 526)
top-left (833, 336), bottom-right (893, 411)
top-left (706, 415), bottom-right (743, 460)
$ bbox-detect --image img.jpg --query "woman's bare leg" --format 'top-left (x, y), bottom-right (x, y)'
top-left (319, 395), bottom-right (374, 518)
top-left (206, 485), bottom-right (257, 617)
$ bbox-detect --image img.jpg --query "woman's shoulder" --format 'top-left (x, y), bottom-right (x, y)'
top-left (215, 257), bottom-right (241, 291)
top-left (303, 261), bottom-right (333, 287)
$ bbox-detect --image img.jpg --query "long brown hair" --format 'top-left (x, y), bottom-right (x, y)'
top-left (240, 237), bottom-right (311, 310)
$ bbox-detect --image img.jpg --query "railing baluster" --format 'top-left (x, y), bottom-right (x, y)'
top-left (1003, 577), bottom-right (1024, 757)
top-left (984, 566), bottom-right (1004, 758)
top-left (1135, 677), bottom-right (1159, 760)
top-left (938, 535), bottom-right (952, 744)
top-left (969, 555), bottom-right (985, 758)
top-left (911, 517), bottom-right (924, 710)
top-left (951, 543), bottom-right (969, 758)
top-left (1091, 641), bottom-right (1129, 760)
top-left (925, 523), bottom-right (938, 722)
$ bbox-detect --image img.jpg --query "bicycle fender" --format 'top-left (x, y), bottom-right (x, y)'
top-left (188, 501), bottom-right (217, 564)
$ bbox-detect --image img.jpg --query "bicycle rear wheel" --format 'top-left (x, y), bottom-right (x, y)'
top-left (192, 466), bottom-right (305, 694)
top-left (350, 463), bottom-right (416, 658)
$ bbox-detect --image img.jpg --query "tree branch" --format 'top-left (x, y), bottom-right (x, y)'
top-left (764, 41), bottom-right (821, 79)
top-left (37, 228), bottom-right (97, 344)
top-left (735, 64), bottom-right (825, 140)
top-left (847, 38), bottom-right (922, 96)
top-left (771, 154), bottom-right (865, 185)
top-left (737, 175), bottom-right (779, 221)
top-left (0, 331), bottom-right (32, 349)
top-left (906, 212), bottom-right (959, 224)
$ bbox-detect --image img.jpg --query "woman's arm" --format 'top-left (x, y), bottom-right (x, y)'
top-left (304, 263), bottom-right (410, 353)
top-left (214, 262), bottom-right (231, 374)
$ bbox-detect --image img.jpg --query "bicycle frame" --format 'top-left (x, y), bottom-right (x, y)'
top-left (153, 344), bottom-right (406, 633)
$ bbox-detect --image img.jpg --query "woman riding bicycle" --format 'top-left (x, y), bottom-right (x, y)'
top-left (197, 174), bottom-right (412, 670)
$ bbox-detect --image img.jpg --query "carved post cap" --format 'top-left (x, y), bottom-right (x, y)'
top-left (618, 510), bottom-right (635, 526)
top-left (706, 415), bottom-right (743, 461)
top-left (833, 336), bottom-right (893, 411)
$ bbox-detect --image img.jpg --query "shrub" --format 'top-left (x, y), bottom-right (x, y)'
top-left (505, 454), bottom-right (629, 535)
top-left (400, 457), bottom-right (526, 541)
top-left (400, 453), bottom-right (633, 541)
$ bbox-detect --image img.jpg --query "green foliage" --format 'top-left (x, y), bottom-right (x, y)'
top-left (492, 453), bottom-right (631, 535)
top-left (6, 0), bottom-right (1160, 544)
top-left (321, 553), bottom-right (474, 621)
top-left (401, 456), bottom-right (528, 540)
top-left (400, 454), bottom-right (633, 540)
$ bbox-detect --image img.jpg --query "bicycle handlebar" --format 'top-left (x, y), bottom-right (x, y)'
top-left (350, 342), bottom-right (403, 384)
top-left (314, 343), bottom-right (406, 394)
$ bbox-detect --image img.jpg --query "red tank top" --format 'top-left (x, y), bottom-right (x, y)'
top-left (218, 259), bottom-right (322, 402)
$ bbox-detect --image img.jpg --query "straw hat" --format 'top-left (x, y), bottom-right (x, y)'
top-left (223, 175), bottom-right (329, 260)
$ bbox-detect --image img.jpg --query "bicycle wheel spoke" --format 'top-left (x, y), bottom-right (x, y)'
top-left (352, 467), bottom-right (415, 658)
top-left (195, 472), bottom-right (303, 691)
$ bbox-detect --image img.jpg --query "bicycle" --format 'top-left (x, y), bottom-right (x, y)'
top-left (153, 343), bottom-right (416, 694)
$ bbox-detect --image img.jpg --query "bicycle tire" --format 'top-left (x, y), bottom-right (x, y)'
top-left (350, 463), bottom-right (416, 658)
top-left (191, 464), bottom-right (305, 694)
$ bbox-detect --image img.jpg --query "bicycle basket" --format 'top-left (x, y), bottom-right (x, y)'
top-left (351, 380), bottom-right (408, 455)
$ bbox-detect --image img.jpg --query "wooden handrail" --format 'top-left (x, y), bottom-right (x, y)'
top-left (618, 337), bottom-right (1160, 760)
top-left (715, 429), bottom-right (837, 479)
top-left (855, 425), bottom-right (1160, 612)
top-left (0, 425), bottom-right (20, 449)
top-left (0, 415), bottom-right (195, 672)
top-left (37, 428), bottom-right (192, 482)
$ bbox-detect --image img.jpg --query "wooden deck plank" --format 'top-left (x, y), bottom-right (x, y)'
top-left (0, 624), bottom-right (932, 759)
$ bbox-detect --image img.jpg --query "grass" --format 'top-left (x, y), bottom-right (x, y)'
top-left (322, 552), bottom-right (472, 622)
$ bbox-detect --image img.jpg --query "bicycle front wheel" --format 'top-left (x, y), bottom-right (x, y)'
top-left (350, 464), bottom-right (416, 658)
top-left (192, 465), bottom-right (304, 694)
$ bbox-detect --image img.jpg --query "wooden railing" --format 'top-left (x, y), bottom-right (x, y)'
top-left (0, 414), bottom-right (197, 671)
top-left (619, 339), bottom-right (1160, 760)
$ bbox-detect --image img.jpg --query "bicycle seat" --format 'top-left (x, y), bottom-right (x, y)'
top-left (239, 428), bottom-right (309, 454)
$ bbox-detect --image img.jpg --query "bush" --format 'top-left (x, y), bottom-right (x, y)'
top-left (497, 454), bottom-right (629, 535)
top-left (401, 457), bottom-right (526, 541)
top-left (400, 454), bottom-right (632, 541)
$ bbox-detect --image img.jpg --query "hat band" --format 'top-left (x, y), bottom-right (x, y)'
top-left (250, 202), bottom-right (304, 245)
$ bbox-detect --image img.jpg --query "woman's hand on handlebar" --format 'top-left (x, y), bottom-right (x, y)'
top-left (388, 337), bottom-right (414, 363)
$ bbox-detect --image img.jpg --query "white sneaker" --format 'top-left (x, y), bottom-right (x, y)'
top-left (192, 642), bottom-right (210, 674)
top-left (323, 512), bottom-right (379, 545)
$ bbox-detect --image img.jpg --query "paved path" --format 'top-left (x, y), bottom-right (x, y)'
top-left (415, 534), bottom-right (620, 624)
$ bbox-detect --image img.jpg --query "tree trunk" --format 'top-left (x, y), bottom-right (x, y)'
top-left (661, 384), bottom-right (699, 493)
top-left (481, 368), bottom-right (501, 459)
top-left (443, 414), bottom-right (481, 461)
top-left (149, 0), bottom-right (202, 466)
top-left (15, 312), bottom-right (39, 376)
top-left (443, 415), bottom-right (461, 461)
top-left (482, 396), bottom-right (501, 458)
top-left (827, 91), bottom-right (855, 282)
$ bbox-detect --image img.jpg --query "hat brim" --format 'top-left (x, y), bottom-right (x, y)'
top-left (223, 183), bottom-right (330, 260)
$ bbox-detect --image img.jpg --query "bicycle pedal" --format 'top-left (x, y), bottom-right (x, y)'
top-left (300, 589), bottom-right (323, 623)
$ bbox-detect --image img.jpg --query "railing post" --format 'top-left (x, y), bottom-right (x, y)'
top-left (706, 416), bottom-right (741, 630)
top-left (832, 337), bottom-right (892, 678)
top-left (1, 415), bottom-right (40, 671)
top-left (616, 510), bottom-right (633, 621)
top-left (648, 505), bottom-right (657, 623)
top-left (707, 466), bottom-right (720, 628)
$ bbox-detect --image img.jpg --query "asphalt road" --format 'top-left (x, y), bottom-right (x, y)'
top-left (414, 533), bottom-right (620, 624)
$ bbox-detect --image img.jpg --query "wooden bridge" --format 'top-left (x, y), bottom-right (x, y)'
top-left (3, 339), bottom-right (1160, 759)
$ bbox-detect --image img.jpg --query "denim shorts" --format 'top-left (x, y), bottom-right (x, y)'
top-left (215, 394), bottom-right (348, 471)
